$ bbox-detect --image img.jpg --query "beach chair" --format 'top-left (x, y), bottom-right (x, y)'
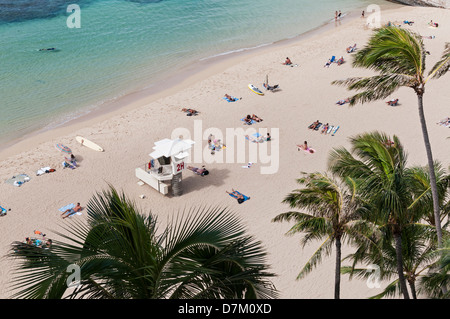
top-left (330, 56), bottom-right (336, 63)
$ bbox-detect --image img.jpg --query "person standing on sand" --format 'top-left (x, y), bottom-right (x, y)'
top-left (335, 11), bottom-right (338, 21)
top-left (361, 11), bottom-right (365, 18)
top-left (338, 11), bottom-right (342, 20)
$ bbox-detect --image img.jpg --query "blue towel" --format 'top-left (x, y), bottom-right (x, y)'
top-left (252, 132), bottom-right (261, 138)
top-left (228, 191), bottom-right (250, 202)
top-left (330, 56), bottom-right (336, 63)
top-left (241, 118), bottom-right (256, 125)
top-left (59, 203), bottom-right (74, 212)
top-left (223, 96), bottom-right (237, 102)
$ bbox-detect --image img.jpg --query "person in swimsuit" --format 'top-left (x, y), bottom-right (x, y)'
top-left (62, 203), bottom-right (82, 219)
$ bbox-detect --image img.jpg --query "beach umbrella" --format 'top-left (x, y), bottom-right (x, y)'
top-left (55, 143), bottom-right (72, 155)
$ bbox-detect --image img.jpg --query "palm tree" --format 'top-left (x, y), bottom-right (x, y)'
top-left (332, 26), bottom-right (450, 249)
top-left (272, 172), bottom-right (374, 299)
top-left (342, 223), bottom-right (439, 299)
top-left (419, 237), bottom-right (450, 298)
top-left (8, 186), bottom-right (277, 299)
top-left (408, 163), bottom-right (450, 228)
top-left (328, 131), bottom-right (420, 299)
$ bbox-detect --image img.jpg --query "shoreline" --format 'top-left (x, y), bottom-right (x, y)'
top-left (0, 1), bottom-right (401, 161)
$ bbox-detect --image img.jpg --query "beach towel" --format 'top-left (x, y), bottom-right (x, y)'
top-left (59, 203), bottom-right (82, 217)
top-left (0, 205), bottom-right (7, 216)
top-left (241, 118), bottom-right (256, 125)
top-left (36, 167), bottom-right (53, 176)
top-left (228, 190), bottom-right (250, 203)
top-left (330, 56), bottom-right (336, 63)
top-left (223, 96), bottom-right (238, 102)
top-left (5, 174), bottom-right (31, 187)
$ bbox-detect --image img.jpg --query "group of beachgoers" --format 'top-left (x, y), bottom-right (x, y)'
top-left (23, 230), bottom-right (52, 249)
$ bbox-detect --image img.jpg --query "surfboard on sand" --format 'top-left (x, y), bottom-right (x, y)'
top-left (332, 126), bottom-right (340, 136)
top-left (248, 84), bottom-right (264, 95)
top-left (76, 136), bottom-right (104, 152)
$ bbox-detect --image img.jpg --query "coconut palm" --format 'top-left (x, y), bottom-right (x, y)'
top-left (272, 172), bottom-right (374, 299)
top-left (408, 163), bottom-right (450, 228)
top-left (342, 223), bottom-right (439, 299)
top-left (332, 26), bottom-right (450, 249)
top-left (8, 186), bottom-right (277, 299)
top-left (418, 237), bottom-right (450, 299)
top-left (328, 131), bottom-right (421, 299)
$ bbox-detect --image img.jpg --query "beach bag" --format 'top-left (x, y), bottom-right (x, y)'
top-left (201, 170), bottom-right (209, 176)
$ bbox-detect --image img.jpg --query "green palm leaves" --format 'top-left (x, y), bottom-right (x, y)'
top-left (275, 131), bottom-right (449, 299)
top-left (8, 186), bottom-right (277, 299)
top-left (272, 172), bottom-right (373, 298)
top-left (332, 26), bottom-right (449, 251)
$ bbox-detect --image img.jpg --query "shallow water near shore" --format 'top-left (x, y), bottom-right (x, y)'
top-left (0, 0), bottom-right (388, 149)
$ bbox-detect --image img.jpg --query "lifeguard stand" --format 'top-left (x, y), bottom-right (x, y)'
top-left (135, 138), bottom-right (194, 196)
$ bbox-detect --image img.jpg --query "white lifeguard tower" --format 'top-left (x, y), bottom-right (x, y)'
top-left (135, 137), bottom-right (195, 196)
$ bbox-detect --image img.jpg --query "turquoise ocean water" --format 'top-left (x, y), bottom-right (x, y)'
top-left (0, 0), bottom-right (388, 149)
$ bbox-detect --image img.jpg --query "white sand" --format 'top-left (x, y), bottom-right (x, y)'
top-left (0, 5), bottom-right (449, 299)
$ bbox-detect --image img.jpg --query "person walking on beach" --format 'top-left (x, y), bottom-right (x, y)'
top-left (335, 11), bottom-right (338, 21)
top-left (361, 10), bottom-right (365, 18)
top-left (338, 11), bottom-right (342, 20)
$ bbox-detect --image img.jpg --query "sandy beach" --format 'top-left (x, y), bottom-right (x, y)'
top-left (0, 4), bottom-right (449, 299)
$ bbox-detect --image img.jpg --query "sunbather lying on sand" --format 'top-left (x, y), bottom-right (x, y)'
top-left (386, 99), bottom-right (399, 106)
top-left (182, 108), bottom-right (199, 116)
top-left (422, 35), bottom-right (435, 39)
top-left (429, 20), bottom-right (439, 27)
top-left (321, 123), bottom-right (329, 134)
top-left (226, 189), bottom-right (250, 204)
top-left (224, 94), bottom-right (240, 101)
top-left (187, 165), bottom-right (209, 176)
top-left (309, 120), bottom-right (320, 130)
top-left (251, 114), bottom-right (263, 122)
top-left (403, 20), bottom-right (414, 25)
top-left (337, 56), bottom-right (345, 66)
top-left (346, 44), bottom-right (357, 53)
top-left (61, 203), bottom-right (82, 219)
top-left (297, 141), bottom-right (315, 153)
top-left (437, 117), bottom-right (450, 126)
top-left (336, 98), bottom-right (350, 105)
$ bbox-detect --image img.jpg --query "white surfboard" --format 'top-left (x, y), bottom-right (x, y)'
top-left (248, 84), bottom-right (264, 95)
top-left (327, 125), bottom-right (334, 134)
top-left (76, 136), bottom-right (104, 152)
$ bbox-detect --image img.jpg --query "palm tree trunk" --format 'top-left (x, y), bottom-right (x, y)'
top-left (417, 94), bottom-right (448, 295)
top-left (417, 94), bottom-right (443, 248)
top-left (408, 279), bottom-right (417, 299)
top-left (394, 233), bottom-right (410, 299)
top-left (335, 236), bottom-right (342, 299)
